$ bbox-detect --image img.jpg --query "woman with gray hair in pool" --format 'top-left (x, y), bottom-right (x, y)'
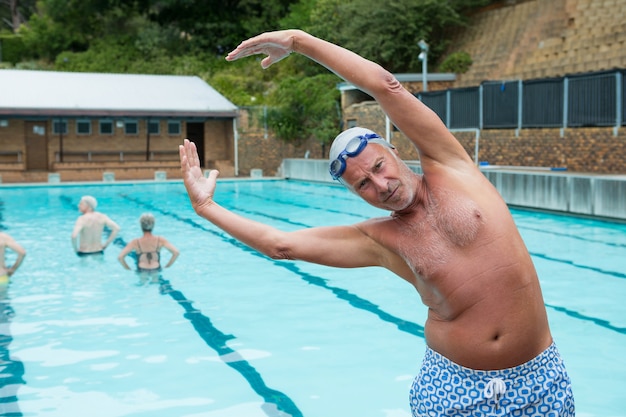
top-left (118, 213), bottom-right (180, 284)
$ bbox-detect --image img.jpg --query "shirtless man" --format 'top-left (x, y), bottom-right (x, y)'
top-left (180, 30), bottom-right (574, 416)
top-left (71, 195), bottom-right (120, 257)
top-left (0, 232), bottom-right (26, 284)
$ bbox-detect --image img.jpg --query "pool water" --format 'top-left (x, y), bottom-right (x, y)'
top-left (0, 180), bottom-right (624, 417)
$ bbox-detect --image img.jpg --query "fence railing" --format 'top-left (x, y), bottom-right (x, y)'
top-left (417, 69), bottom-right (625, 136)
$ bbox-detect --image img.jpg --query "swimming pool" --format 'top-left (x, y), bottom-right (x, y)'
top-left (0, 179), bottom-right (624, 417)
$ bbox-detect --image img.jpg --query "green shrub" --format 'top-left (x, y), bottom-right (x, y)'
top-left (438, 51), bottom-right (473, 74)
top-left (0, 35), bottom-right (26, 64)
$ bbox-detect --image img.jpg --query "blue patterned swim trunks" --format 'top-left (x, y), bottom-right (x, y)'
top-left (409, 342), bottom-right (574, 416)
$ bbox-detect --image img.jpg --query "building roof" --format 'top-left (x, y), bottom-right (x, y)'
top-left (0, 69), bottom-right (238, 118)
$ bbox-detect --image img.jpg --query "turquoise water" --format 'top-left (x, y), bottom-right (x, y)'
top-left (0, 179), bottom-right (624, 417)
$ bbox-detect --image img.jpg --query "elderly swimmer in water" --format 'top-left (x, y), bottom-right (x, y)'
top-left (118, 213), bottom-right (180, 284)
top-left (71, 195), bottom-right (120, 257)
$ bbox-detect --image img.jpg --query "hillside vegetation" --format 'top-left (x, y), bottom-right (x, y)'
top-left (1, 0), bottom-right (494, 146)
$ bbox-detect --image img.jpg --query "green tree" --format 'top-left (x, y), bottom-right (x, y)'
top-left (11, 0), bottom-right (495, 148)
top-left (266, 73), bottom-right (341, 150)
top-left (301, 0), bottom-right (491, 73)
top-left (278, 0), bottom-right (314, 30)
top-left (0, 0), bottom-right (36, 33)
top-left (438, 51), bottom-right (472, 74)
top-left (145, 0), bottom-right (295, 56)
top-left (210, 58), bottom-right (279, 106)
top-left (20, 0), bottom-right (146, 60)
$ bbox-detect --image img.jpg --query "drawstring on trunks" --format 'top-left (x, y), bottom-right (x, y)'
top-left (484, 377), bottom-right (507, 410)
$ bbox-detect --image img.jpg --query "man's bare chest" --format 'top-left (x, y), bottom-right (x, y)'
top-left (391, 195), bottom-right (484, 278)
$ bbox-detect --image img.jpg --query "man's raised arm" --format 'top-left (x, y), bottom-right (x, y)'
top-left (226, 30), bottom-right (471, 171)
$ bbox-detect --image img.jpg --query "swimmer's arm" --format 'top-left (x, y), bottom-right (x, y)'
top-left (6, 237), bottom-right (26, 276)
top-left (193, 197), bottom-right (382, 267)
top-left (226, 29), bottom-right (473, 173)
top-left (117, 240), bottom-right (135, 270)
top-left (284, 224), bottom-right (387, 268)
top-left (102, 216), bottom-right (120, 250)
top-left (71, 218), bottom-right (83, 252)
top-left (287, 223), bottom-right (414, 282)
top-left (160, 238), bottom-right (180, 268)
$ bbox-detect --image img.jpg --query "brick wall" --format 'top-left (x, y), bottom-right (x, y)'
top-left (447, 0), bottom-right (626, 86)
top-left (344, 103), bottom-right (625, 174)
top-left (235, 132), bottom-right (317, 177)
top-left (235, 107), bottom-right (326, 177)
top-left (0, 118), bottom-right (190, 183)
top-left (46, 119), bottom-right (183, 165)
top-left (473, 128), bottom-right (626, 173)
top-left (0, 119), bottom-right (24, 155)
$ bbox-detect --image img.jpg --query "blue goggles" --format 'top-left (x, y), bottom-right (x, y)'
top-left (329, 133), bottom-right (386, 180)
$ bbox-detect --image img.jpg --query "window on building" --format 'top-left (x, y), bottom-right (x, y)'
top-left (99, 120), bottom-right (114, 135)
top-left (125, 120), bottom-right (139, 135)
top-left (167, 120), bottom-right (181, 135)
top-left (148, 120), bottom-right (160, 135)
top-left (52, 120), bottom-right (68, 135)
top-left (76, 119), bottom-right (91, 135)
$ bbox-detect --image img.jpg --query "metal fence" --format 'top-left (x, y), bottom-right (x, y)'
top-left (417, 69), bottom-right (625, 134)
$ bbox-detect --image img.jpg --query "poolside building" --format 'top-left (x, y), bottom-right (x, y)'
top-left (0, 69), bottom-right (238, 182)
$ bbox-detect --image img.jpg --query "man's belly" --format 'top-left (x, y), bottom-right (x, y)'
top-left (424, 303), bottom-right (553, 370)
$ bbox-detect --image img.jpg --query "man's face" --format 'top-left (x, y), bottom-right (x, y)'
top-left (78, 201), bottom-right (89, 213)
top-left (341, 144), bottom-right (416, 212)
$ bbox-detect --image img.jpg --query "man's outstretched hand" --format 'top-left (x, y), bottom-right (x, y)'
top-left (226, 30), bottom-right (300, 69)
top-left (179, 138), bottom-right (219, 213)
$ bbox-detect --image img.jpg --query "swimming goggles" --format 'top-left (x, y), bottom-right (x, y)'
top-left (329, 133), bottom-right (390, 180)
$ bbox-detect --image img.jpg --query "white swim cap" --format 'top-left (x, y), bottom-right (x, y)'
top-left (328, 127), bottom-right (393, 180)
top-left (329, 127), bottom-right (380, 162)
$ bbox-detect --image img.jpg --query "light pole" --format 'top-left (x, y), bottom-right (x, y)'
top-left (418, 39), bottom-right (429, 92)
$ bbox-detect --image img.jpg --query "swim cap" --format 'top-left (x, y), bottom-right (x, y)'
top-left (328, 127), bottom-right (393, 180)
top-left (329, 127), bottom-right (380, 162)
top-left (81, 195), bottom-right (97, 210)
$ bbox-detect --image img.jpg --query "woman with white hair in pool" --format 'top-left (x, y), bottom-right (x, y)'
top-left (118, 213), bottom-right (180, 284)
top-left (71, 195), bottom-right (121, 257)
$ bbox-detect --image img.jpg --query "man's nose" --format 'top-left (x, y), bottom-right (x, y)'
top-left (372, 175), bottom-right (388, 192)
